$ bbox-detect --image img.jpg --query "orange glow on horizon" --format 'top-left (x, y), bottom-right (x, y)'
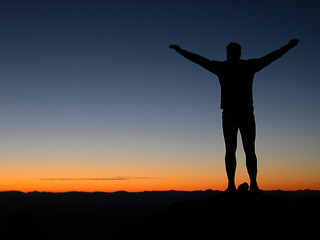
top-left (1, 154), bottom-right (319, 193)
top-left (1, 176), bottom-right (319, 193)
top-left (0, 176), bottom-right (226, 193)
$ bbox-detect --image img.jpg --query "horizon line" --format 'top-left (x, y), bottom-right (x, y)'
top-left (1, 188), bottom-right (319, 194)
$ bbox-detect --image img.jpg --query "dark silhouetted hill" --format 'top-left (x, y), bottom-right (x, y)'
top-left (116, 190), bottom-right (320, 240)
top-left (0, 190), bottom-right (217, 239)
top-left (0, 190), bottom-right (319, 239)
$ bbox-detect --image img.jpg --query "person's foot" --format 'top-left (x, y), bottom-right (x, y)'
top-left (249, 183), bottom-right (260, 192)
top-left (225, 184), bottom-right (236, 192)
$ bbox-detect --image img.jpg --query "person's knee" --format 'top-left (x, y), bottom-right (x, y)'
top-left (243, 144), bottom-right (255, 156)
top-left (225, 143), bottom-right (237, 153)
top-left (245, 150), bottom-right (256, 159)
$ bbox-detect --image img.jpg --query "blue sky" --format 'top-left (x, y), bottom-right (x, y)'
top-left (0, 0), bottom-right (319, 191)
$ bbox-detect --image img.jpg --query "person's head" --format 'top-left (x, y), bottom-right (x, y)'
top-left (226, 42), bottom-right (242, 60)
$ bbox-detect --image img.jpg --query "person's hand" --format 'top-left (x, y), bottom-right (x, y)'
top-left (169, 44), bottom-right (181, 51)
top-left (288, 39), bottom-right (299, 47)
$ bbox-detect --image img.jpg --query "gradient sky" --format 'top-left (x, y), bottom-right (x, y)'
top-left (0, 0), bottom-right (319, 192)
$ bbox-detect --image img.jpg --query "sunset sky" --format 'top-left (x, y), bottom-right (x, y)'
top-left (0, 0), bottom-right (319, 192)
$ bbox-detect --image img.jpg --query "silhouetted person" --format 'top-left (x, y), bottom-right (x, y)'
top-left (169, 39), bottom-right (299, 192)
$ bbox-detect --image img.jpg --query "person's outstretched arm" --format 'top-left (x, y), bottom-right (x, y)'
top-left (169, 44), bottom-right (220, 74)
top-left (254, 39), bottom-right (299, 72)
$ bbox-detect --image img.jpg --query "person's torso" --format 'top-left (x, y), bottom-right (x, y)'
top-left (216, 59), bottom-right (256, 109)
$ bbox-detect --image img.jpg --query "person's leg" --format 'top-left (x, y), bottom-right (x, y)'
top-left (239, 111), bottom-right (259, 191)
top-left (222, 111), bottom-right (238, 192)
